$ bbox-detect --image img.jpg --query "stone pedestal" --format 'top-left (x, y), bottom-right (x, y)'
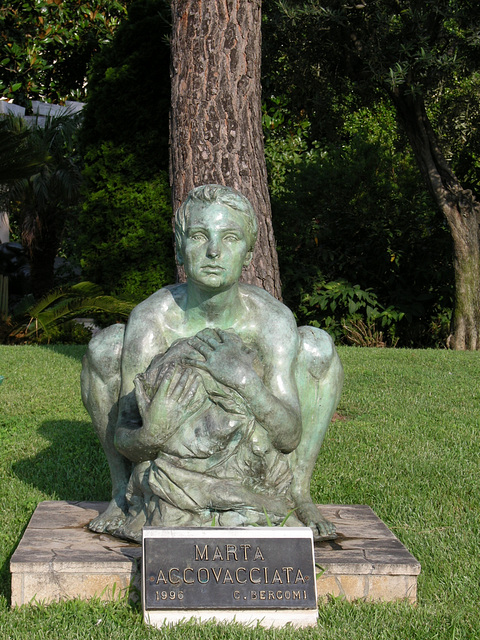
top-left (11, 502), bottom-right (141, 606)
top-left (10, 501), bottom-right (420, 608)
top-left (314, 504), bottom-right (420, 602)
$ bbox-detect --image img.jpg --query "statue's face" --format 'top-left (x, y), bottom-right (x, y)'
top-left (181, 204), bottom-right (252, 291)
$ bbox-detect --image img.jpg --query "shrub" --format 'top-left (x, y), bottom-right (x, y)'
top-left (1, 281), bottom-right (134, 344)
top-left (80, 0), bottom-right (170, 171)
top-left (77, 0), bottom-right (173, 303)
top-left (298, 277), bottom-right (404, 346)
top-left (267, 100), bottom-right (454, 346)
top-left (78, 144), bottom-right (174, 302)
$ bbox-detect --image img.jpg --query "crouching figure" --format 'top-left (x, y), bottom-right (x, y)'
top-left (81, 185), bottom-right (343, 543)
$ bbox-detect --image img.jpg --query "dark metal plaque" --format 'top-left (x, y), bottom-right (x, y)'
top-left (143, 529), bottom-right (317, 610)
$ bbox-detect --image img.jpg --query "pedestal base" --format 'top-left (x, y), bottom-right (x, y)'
top-left (314, 504), bottom-right (420, 603)
top-left (10, 501), bottom-right (420, 608)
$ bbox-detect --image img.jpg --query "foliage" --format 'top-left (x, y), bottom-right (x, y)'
top-left (0, 281), bottom-right (133, 344)
top-left (342, 318), bottom-right (399, 348)
top-left (0, 117), bottom-right (45, 185)
top-left (276, 0), bottom-right (480, 102)
top-left (1, 345), bottom-right (480, 637)
top-left (78, 144), bottom-right (174, 302)
top-left (4, 112), bottom-right (83, 297)
top-left (0, 0), bottom-right (129, 104)
top-left (298, 278), bottom-right (404, 346)
top-left (429, 71), bottom-right (480, 195)
top-left (266, 99), bottom-right (453, 347)
top-left (267, 0), bottom-right (480, 349)
top-left (79, 0), bottom-right (171, 171)
top-left (78, 0), bottom-right (173, 302)
top-left (0, 120), bottom-right (46, 321)
top-left (262, 94), bottom-right (312, 194)
top-left (0, 276), bottom-right (6, 322)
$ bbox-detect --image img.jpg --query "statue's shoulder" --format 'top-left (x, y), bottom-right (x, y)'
top-left (240, 283), bottom-right (295, 323)
top-left (124, 284), bottom-right (186, 350)
top-left (129, 284), bottom-right (186, 320)
top-left (239, 284), bottom-right (298, 351)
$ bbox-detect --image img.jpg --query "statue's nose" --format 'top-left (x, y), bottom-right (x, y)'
top-left (207, 240), bottom-right (220, 257)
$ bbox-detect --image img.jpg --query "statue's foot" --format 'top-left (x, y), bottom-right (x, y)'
top-left (88, 499), bottom-right (127, 535)
top-left (296, 501), bottom-right (337, 541)
top-left (110, 521), bottom-right (143, 544)
top-left (111, 510), bottom-right (146, 544)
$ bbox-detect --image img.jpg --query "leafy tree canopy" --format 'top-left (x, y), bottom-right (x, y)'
top-left (78, 0), bottom-right (173, 301)
top-left (5, 112), bottom-right (84, 297)
top-left (80, 0), bottom-right (171, 170)
top-left (274, 0), bottom-right (480, 96)
top-left (265, 0), bottom-right (480, 144)
top-left (0, 0), bottom-right (130, 104)
top-left (265, 0), bottom-right (480, 348)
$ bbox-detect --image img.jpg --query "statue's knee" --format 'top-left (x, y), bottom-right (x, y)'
top-left (83, 323), bottom-right (125, 383)
top-left (297, 325), bottom-right (336, 380)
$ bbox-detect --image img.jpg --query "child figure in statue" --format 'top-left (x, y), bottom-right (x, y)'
top-left (81, 185), bottom-right (343, 542)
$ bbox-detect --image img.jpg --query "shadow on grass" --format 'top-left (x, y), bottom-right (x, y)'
top-left (2, 420), bottom-right (110, 606)
top-left (38, 344), bottom-right (88, 363)
top-left (12, 419), bottom-right (110, 502)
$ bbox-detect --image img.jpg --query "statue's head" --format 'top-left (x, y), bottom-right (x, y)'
top-left (175, 185), bottom-right (258, 262)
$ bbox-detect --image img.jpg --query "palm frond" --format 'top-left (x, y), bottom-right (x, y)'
top-left (0, 118), bottom-right (45, 183)
top-left (5, 282), bottom-right (135, 343)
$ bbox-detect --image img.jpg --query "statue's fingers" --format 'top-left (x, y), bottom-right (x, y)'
top-left (156, 362), bottom-right (177, 395)
top-left (168, 364), bottom-right (188, 396)
top-left (210, 328), bottom-right (224, 342)
top-left (217, 328), bottom-right (243, 346)
top-left (204, 336), bottom-right (222, 349)
top-left (195, 327), bottom-right (220, 340)
top-left (217, 328), bottom-right (236, 340)
top-left (133, 374), bottom-right (149, 406)
top-left (187, 337), bottom-right (212, 357)
top-left (179, 372), bottom-right (201, 405)
top-left (183, 356), bottom-right (209, 372)
top-left (169, 366), bottom-right (189, 400)
top-left (196, 328), bottom-right (224, 346)
top-left (155, 362), bottom-right (174, 383)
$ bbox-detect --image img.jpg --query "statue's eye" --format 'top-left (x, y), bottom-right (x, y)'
top-left (224, 234), bottom-right (239, 242)
top-left (190, 232), bottom-right (206, 241)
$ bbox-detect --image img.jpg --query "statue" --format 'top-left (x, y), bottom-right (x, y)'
top-left (81, 185), bottom-right (343, 543)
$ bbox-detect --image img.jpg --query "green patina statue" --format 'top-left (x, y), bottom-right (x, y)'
top-left (81, 185), bottom-right (343, 543)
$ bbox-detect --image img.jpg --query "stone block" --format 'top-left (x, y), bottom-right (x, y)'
top-left (11, 502), bottom-right (140, 606)
top-left (10, 502), bottom-right (420, 608)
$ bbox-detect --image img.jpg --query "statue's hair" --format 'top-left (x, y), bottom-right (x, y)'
top-left (175, 185), bottom-right (258, 258)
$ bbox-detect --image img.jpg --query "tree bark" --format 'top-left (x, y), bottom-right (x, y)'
top-left (390, 90), bottom-right (480, 350)
top-left (22, 208), bottom-right (60, 298)
top-left (169, 0), bottom-right (282, 298)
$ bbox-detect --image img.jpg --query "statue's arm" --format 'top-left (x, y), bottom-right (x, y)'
top-left (113, 306), bottom-right (167, 462)
top-left (186, 322), bottom-right (302, 454)
top-left (240, 331), bottom-right (301, 454)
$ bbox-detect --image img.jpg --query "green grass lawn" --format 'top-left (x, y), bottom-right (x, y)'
top-left (0, 345), bottom-right (478, 639)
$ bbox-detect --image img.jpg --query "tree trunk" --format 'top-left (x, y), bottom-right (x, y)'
top-left (22, 209), bottom-right (59, 298)
top-left (391, 91), bottom-right (480, 350)
top-left (29, 244), bottom-right (57, 298)
top-left (169, 0), bottom-right (282, 299)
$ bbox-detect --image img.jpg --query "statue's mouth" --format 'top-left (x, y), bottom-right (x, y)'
top-left (202, 265), bottom-right (224, 273)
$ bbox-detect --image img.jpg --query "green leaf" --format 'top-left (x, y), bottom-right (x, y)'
top-left (262, 507), bottom-right (273, 527)
top-left (348, 299), bottom-right (358, 315)
top-left (279, 509), bottom-right (297, 527)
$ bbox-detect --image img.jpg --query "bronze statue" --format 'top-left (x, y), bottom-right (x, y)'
top-left (81, 185), bottom-right (343, 543)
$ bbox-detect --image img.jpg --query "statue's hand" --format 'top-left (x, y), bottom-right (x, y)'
top-left (134, 363), bottom-right (203, 444)
top-left (185, 328), bottom-right (258, 391)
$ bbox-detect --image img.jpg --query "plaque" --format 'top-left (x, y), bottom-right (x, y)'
top-left (142, 527), bottom-right (318, 628)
